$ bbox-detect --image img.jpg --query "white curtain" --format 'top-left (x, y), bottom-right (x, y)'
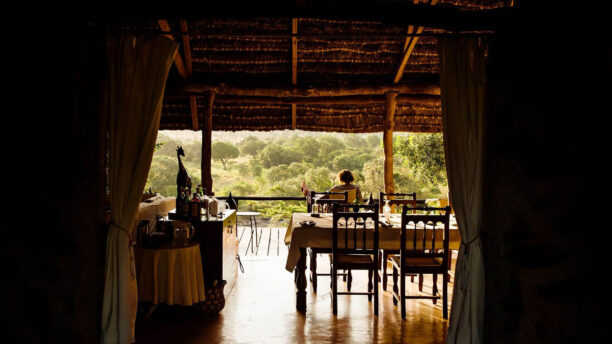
top-left (101, 35), bottom-right (177, 344)
top-left (438, 37), bottom-right (486, 344)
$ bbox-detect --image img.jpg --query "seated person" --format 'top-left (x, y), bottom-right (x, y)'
top-left (329, 169), bottom-right (363, 204)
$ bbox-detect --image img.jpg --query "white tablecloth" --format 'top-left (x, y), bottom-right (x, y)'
top-left (135, 243), bottom-right (206, 305)
top-left (285, 213), bottom-right (460, 272)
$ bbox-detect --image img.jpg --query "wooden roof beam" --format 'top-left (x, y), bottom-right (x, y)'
top-left (158, 19), bottom-right (188, 80)
top-left (167, 82), bottom-right (440, 98)
top-left (179, 20), bottom-right (199, 131)
top-left (215, 94), bottom-right (440, 106)
top-left (393, 0), bottom-right (436, 84)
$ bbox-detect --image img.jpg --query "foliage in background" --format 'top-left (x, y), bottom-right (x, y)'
top-left (394, 133), bottom-right (447, 189)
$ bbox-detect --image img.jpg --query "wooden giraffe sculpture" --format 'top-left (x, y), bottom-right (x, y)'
top-left (176, 146), bottom-right (192, 197)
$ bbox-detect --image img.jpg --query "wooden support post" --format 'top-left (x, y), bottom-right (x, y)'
top-left (384, 91), bottom-right (398, 194)
top-left (202, 91), bottom-right (215, 195)
top-left (291, 18), bottom-right (298, 129)
top-left (291, 104), bottom-right (297, 129)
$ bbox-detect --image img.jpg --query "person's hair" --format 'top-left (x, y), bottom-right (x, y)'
top-left (338, 169), bottom-right (354, 184)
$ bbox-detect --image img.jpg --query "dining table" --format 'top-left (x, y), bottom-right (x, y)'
top-left (284, 212), bottom-right (461, 313)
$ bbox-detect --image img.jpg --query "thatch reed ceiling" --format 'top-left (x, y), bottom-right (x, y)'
top-left (115, 0), bottom-right (513, 133)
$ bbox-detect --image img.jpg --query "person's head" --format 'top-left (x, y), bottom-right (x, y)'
top-left (338, 169), bottom-right (354, 185)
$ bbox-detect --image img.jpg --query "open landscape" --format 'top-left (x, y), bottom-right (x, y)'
top-left (147, 130), bottom-right (448, 225)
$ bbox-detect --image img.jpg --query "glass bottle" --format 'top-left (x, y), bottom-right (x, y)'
top-left (227, 191), bottom-right (237, 210)
top-left (208, 193), bottom-right (218, 218)
top-left (383, 200), bottom-right (391, 223)
top-left (201, 188), bottom-right (209, 218)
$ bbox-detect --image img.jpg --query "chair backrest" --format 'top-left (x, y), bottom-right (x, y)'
top-left (332, 203), bottom-right (379, 256)
top-left (379, 192), bottom-right (417, 213)
top-left (400, 206), bottom-right (451, 265)
top-left (329, 187), bottom-right (358, 204)
top-left (308, 190), bottom-right (348, 212)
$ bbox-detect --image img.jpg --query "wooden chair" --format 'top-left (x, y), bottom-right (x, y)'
top-left (378, 192), bottom-right (417, 291)
top-left (329, 186), bottom-right (360, 204)
top-left (391, 206), bottom-right (451, 319)
top-left (307, 191), bottom-right (349, 292)
top-left (331, 203), bottom-right (379, 315)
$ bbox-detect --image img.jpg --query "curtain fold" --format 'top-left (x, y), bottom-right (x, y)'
top-left (101, 35), bottom-right (177, 344)
top-left (438, 37), bottom-right (487, 344)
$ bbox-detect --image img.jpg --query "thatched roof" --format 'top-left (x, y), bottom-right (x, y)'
top-left (115, 0), bottom-right (513, 133)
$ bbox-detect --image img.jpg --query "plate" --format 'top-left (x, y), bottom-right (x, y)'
top-left (381, 221), bottom-right (393, 227)
top-left (300, 220), bottom-right (316, 227)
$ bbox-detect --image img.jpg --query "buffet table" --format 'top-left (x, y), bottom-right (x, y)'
top-left (134, 242), bottom-right (206, 306)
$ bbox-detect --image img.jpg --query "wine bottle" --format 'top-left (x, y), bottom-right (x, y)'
top-left (227, 191), bottom-right (237, 210)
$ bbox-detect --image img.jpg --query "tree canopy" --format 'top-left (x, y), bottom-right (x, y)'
top-left (394, 133), bottom-right (447, 188)
top-left (212, 142), bottom-right (240, 169)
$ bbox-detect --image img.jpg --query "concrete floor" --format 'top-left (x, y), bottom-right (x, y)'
top-left (135, 225), bottom-right (454, 343)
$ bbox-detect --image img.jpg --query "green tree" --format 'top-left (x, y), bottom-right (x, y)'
top-left (146, 155), bottom-right (177, 196)
top-left (394, 133), bottom-right (447, 188)
top-left (259, 144), bottom-right (303, 168)
top-left (239, 136), bottom-right (267, 159)
top-left (305, 167), bottom-right (333, 192)
top-left (332, 153), bottom-right (361, 172)
top-left (264, 164), bottom-right (293, 184)
top-left (318, 135), bottom-right (346, 158)
top-left (212, 142), bottom-right (240, 169)
top-left (360, 157), bottom-right (385, 197)
top-left (344, 135), bottom-right (367, 150)
top-left (365, 135), bottom-right (381, 148)
top-left (248, 159), bottom-right (263, 177)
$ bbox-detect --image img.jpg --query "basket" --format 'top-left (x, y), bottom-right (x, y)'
top-left (197, 280), bottom-right (226, 315)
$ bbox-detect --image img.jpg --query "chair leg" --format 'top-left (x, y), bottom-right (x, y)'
top-left (367, 269), bottom-right (373, 302)
top-left (332, 265), bottom-right (338, 315)
top-left (347, 269), bottom-right (352, 292)
top-left (343, 269), bottom-right (347, 282)
top-left (432, 273), bottom-right (438, 305)
top-left (400, 267), bottom-right (406, 319)
top-left (392, 265), bottom-right (398, 306)
top-left (418, 273), bottom-right (424, 292)
top-left (381, 251), bottom-right (388, 291)
top-left (443, 270), bottom-right (448, 319)
top-left (374, 267), bottom-right (379, 316)
top-left (309, 249), bottom-right (317, 293)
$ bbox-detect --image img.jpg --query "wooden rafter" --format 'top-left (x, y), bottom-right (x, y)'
top-left (393, 0), bottom-right (437, 84)
top-left (167, 82), bottom-right (440, 98)
top-left (179, 20), bottom-right (193, 78)
top-left (179, 20), bottom-right (199, 131)
top-left (215, 94), bottom-right (440, 106)
top-left (158, 19), bottom-right (188, 80)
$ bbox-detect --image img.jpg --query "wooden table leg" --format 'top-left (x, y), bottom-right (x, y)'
top-left (296, 247), bottom-right (307, 313)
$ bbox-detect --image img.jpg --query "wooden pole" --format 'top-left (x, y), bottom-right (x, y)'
top-left (384, 91), bottom-right (398, 194)
top-left (214, 94), bottom-right (440, 106)
top-left (202, 90), bottom-right (215, 195)
top-left (166, 81), bottom-right (440, 98)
